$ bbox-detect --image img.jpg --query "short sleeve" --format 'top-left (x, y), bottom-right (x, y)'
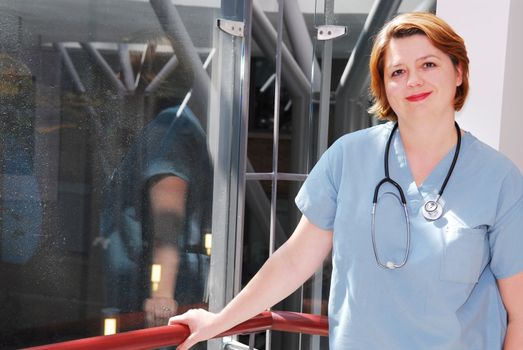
top-left (488, 166), bottom-right (523, 279)
top-left (295, 143), bottom-right (342, 230)
top-left (145, 159), bottom-right (190, 182)
top-left (141, 108), bottom-right (200, 183)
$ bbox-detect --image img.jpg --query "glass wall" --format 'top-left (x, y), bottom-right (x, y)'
top-left (0, 0), bottom-right (435, 349)
top-left (0, 0), bottom-right (245, 348)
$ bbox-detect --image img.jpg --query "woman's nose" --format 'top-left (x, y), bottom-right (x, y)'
top-left (407, 71), bottom-right (423, 87)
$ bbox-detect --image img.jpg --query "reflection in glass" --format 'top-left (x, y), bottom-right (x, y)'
top-left (99, 106), bottom-right (213, 330)
top-left (0, 1), bottom-right (227, 348)
top-left (0, 0), bottom-right (437, 348)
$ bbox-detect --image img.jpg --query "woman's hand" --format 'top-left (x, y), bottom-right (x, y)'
top-left (143, 296), bottom-right (178, 327)
top-left (168, 309), bottom-right (221, 350)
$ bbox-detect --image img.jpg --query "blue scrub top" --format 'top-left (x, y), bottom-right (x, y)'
top-left (296, 123), bottom-right (523, 349)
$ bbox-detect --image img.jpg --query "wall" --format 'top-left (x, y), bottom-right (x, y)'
top-left (500, 0), bottom-right (523, 171)
top-left (437, 0), bottom-right (523, 171)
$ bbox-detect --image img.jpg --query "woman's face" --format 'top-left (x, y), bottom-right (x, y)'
top-left (383, 34), bottom-right (462, 123)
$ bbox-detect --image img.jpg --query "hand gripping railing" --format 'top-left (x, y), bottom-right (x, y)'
top-left (26, 311), bottom-right (328, 350)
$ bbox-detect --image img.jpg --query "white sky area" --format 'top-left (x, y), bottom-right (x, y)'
top-left (257, 0), bottom-right (429, 13)
top-left (256, 0), bottom-right (376, 13)
top-left (127, 0), bottom-right (426, 14)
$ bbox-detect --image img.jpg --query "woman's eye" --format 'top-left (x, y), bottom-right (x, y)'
top-left (423, 62), bottom-right (436, 68)
top-left (391, 69), bottom-right (404, 77)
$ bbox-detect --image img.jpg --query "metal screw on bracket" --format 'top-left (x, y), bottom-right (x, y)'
top-left (217, 19), bottom-right (245, 38)
top-left (316, 25), bottom-right (348, 41)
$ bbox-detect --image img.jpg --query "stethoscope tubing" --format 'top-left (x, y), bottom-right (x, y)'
top-left (371, 121), bottom-right (461, 269)
top-left (371, 197), bottom-right (411, 270)
top-left (436, 122), bottom-right (461, 197)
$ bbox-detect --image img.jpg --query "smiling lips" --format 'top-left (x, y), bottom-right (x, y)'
top-left (406, 92), bottom-right (432, 102)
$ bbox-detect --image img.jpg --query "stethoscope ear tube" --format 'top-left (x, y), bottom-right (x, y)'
top-left (372, 177), bottom-right (407, 204)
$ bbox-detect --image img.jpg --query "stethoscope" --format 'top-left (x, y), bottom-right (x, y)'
top-left (371, 122), bottom-right (461, 270)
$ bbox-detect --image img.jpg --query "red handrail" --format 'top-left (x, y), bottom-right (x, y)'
top-left (25, 311), bottom-right (328, 350)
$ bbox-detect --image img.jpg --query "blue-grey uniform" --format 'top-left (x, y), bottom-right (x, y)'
top-left (296, 123), bottom-right (523, 349)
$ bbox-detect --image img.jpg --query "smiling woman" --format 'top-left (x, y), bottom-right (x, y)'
top-left (369, 12), bottom-right (469, 122)
top-left (382, 34), bottom-right (463, 124)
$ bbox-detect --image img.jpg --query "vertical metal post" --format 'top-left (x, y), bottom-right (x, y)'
top-left (264, 0), bottom-right (284, 348)
top-left (235, 0), bottom-right (253, 299)
top-left (270, 0), bottom-right (284, 260)
top-left (309, 2), bottom-right (335, 349)
top-left (317, 0), bottom-right (335, 159)
top-left (317, 39), bottom-right (332, 156)
top-left (207, 0), bottom-right (251, 349)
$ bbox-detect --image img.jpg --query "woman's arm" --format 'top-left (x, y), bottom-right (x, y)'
top-left (169, 216), bottom-right (333, 350)
top-left (498, 270), bottom-right (523, 349)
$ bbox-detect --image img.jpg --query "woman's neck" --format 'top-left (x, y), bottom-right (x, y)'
top-left (396, 117), bottom-right (460, 186)
top-left (397, 117), bottom-right (458, 154)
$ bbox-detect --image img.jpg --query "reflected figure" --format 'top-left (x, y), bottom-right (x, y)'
top-left (97, 106), bottom-right (212, 329)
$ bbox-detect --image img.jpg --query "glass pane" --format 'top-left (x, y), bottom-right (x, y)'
top-left (240, 178), bottom-right (271, 350)
top-left (247, 0), bottom-right (277, 173)
top-left (242, 179), bottom-right (272, 284)
top-left (0, 0), bottom-right (240, 348)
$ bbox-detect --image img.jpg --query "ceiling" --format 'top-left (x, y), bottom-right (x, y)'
top-left (0, 0), bottom-right (428, 59)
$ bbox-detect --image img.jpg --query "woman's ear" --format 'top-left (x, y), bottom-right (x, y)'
top-left (455, 62), bottom-right (463, 87)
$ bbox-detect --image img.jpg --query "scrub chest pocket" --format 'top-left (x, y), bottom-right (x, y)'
top-left (440, 227), bottom-right (488, 284)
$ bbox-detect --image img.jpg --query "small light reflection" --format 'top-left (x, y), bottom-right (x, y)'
top-left (204, 233), bottom-right (212, 256)
top-left (151, 263), bottom-right (162, 291)
top-left (443, 209), bottom-right (466, 227)
top-left (104, 318), bottom-right (117, 336)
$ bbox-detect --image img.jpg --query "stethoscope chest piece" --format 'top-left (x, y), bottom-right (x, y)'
top-left (422, 200), bottom-right (443, 221)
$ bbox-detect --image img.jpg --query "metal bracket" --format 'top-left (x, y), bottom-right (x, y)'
top-left (222, 337), bottom-right (258, 350)
top-left (316, 25), bottom-right (347, 41)
top-left (217, 19), bottom-right (244, 37)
